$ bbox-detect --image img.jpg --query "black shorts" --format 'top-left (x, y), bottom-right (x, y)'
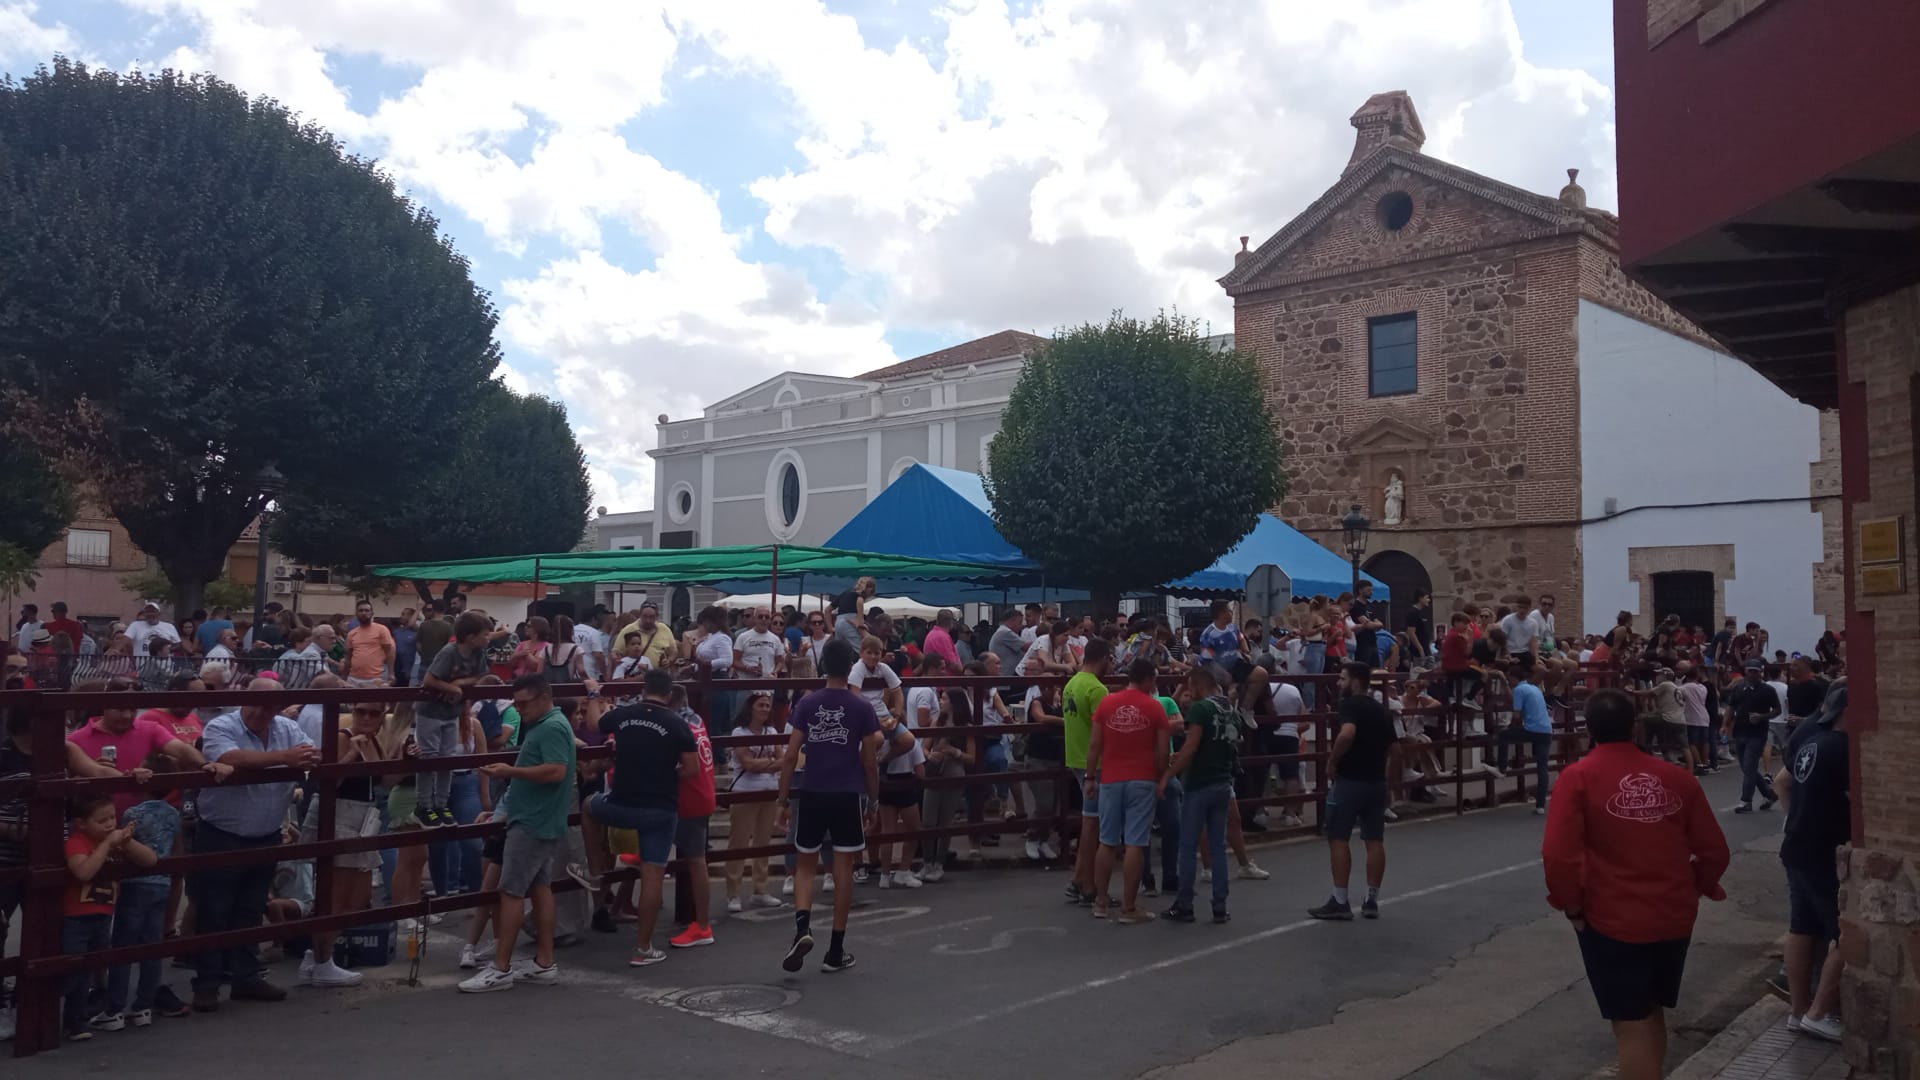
top-left (878, 774), bottom-right (921, 809)
top-left (1785, 858), bottom-right (1841, 941)
top-left (794, 791), bottom-right (866, 854)
top-left (482, 833), bottom-right (505, 864)
top-left (1509, 652), bottom-right (1537, 675)
top-left (1576, 928), bottom-right (1690, 1021)
top-left (1324, 778), bottom-right (1389, 842)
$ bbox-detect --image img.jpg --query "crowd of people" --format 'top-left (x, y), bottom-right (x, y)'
top-left (0, 584), bottom-right (1853, 1068)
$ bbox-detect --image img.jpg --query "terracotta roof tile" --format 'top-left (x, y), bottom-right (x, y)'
top-left (859, 329), bottom-right (1046, 380)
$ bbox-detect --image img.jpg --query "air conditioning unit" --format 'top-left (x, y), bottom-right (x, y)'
top-left (272, 564), bottom-right (290, 579)
top-left (270, 581), bottom-right (294, 595)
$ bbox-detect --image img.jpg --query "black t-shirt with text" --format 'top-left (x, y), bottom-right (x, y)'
top-left (1334, 693), bottom-right (1395, 783)
top-left (1405, 608), bottom-right (1433, 655)
top-left (598, 700), bottom-right (696, 811)
top-left (1350, 601), bottom-right (1379, 666)
top-left (1726, 679), bottom-right (1781, 738)
top-left (1781, 723), bottom-right (1849, 868)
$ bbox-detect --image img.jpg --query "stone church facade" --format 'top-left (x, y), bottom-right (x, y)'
top-left (1220, 91), bottom-right (1834, 647)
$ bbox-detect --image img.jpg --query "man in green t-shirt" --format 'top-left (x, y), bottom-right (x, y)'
top-left (461, 673), bottom-right (581, 994)
top-left (1163, 665), bottom-right (1237, 923)
top-left (1062, 639), bottom-right (1112, 905)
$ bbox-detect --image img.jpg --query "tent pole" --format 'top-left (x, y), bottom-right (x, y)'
top-left (770, 546), bottom-right (780, 609)
top-left (533, 557), bottom-right (542, 607)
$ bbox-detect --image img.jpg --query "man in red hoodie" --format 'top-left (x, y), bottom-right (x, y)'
top-left (1543, 688), bottom-right (1729, 1080)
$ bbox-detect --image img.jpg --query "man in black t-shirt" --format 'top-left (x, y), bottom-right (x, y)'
top-left (1309, 662), bottom-right (1396, 922)
top-left (1785, 657), bottom-right (1829, 725)
top-left (1350, 583), bottom-right (1383, 668)
top-left (1722, 660), bottom-right (1780, 813)
top-left (1404, 591), bottom-right (1433, 669)
top-left (584, 668), bottom-right (698, 965)
top-left (1773, 680), bottom-right (1849, 1040)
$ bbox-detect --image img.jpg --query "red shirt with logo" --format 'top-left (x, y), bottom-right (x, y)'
top-left (677, 710), bottom-right (717, 818)
top-left (1542, 742), bottom-right (1729, 943)
top-left (1091, 688), bottom-right (1170, 784)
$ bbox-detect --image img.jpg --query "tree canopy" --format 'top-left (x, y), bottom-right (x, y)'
top-left (0, 440), bottom-right (77, 555)
top-left (270, 383), bottom-right (592, 601)
top-left (984, 313), bottom-right (1286, 611)
top-left (0, 59), bottom-right (506, 616)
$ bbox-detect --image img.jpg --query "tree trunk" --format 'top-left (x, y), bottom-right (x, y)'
top-left (1090, 586), bottom-right (1123, 619)
top-left (169, 575), bottom-right (206, 623)
top-left (412, 579), bottom-right (437, 606)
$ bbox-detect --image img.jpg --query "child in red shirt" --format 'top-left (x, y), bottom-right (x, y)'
top-left (1543, 689), bottom-right (1728, 1080)
top-left (64, 796), bottom-right (157, 1040)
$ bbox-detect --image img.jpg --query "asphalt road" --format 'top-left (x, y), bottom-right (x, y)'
top-left (15, 770), bottom-right (1790, 1079)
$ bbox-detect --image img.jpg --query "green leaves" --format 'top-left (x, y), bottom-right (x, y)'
top-left (0, 59), bottom-right (519, 613)
top-left (0, 440), bottom-right (77, 555)
top-left (984, 312), bottom-right (1287, 597)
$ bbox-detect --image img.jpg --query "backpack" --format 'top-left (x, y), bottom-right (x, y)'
top-left (1209, 694), bottom-right (1248, 771)
top-left (543, 643), bottom-right (577, 684)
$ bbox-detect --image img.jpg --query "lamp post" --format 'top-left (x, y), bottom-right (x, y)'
top-left (252, 465), bottom-right (286, 636)
top-left (1341, 503), bottom-right (1371, 595)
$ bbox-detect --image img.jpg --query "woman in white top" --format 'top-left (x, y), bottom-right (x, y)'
top-left (869, 647), bottom-right (929, 889)
top-left (724, 693), bottom-right (785, 911)
top-left (791, 611), bottom-right (832, 679)
top-left (692, 605), bottom-right (736, 727)
top-left (1019, 622), bottom-right (1077, 677)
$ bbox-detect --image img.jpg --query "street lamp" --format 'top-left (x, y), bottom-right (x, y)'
top-left (252, 465), bottom-right (286, 635)
top-left (1341, 503), bottom-right (1371, 594)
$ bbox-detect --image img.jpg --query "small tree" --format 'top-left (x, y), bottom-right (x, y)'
top-left (0, 60), bottom-right (502, 618)
top-left (984, 313), bottom-right (1286, 613)
top-left (270, 384), bottom-right (592, 603)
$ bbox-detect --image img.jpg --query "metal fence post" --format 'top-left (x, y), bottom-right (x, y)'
top-left (14, 704), bottom-right (67, 1056)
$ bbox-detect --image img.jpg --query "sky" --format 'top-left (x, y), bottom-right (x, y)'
top-left (2, 0), bottom-right (1618, 514)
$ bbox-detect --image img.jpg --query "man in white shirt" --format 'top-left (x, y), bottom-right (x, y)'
top-left (126, 601), bottom-right (181, 658)
top-left (1499, 595), bottom-right (1545, 672)
top-left (574, 605), bottom-right (611, 681)
top-left (1269, 678), bottom-right (1308, 826)
top-left (13, 604), bottom-right (40, 652)
top-left (732, 607), bottom-right (785, 679)
top-left (1764, 667), bottom-right (1793, 773)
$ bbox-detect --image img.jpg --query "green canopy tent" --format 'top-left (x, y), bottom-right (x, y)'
top-left (368, 544), bottom-right (1044, 603)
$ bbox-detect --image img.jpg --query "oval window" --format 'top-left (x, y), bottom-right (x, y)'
top-left (779, 463), bottom-right (801, 526)
top-left (676, 489), bottom-right (693, 517)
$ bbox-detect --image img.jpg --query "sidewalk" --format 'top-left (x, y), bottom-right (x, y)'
top-left (1670, 998), bottom-right (1847, 1080)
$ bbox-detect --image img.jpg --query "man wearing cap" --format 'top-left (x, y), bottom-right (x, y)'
top-left (615, 602), bottom-right (677, 672)
top-left (1722, 659), bottom-right (1781, 814)
top-left (126, 602), bottom-right (181, 658)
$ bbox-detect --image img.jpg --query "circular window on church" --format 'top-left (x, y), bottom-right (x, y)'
top-left (1377, 191), bottom-right (1414, 232)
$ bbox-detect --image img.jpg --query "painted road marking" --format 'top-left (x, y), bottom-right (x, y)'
top-left (872, 915), bottom-right (994, 945)
top-left (931, 926), bottom-right (1066, 955)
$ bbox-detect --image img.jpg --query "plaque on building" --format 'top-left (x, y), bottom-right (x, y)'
top-left (1860, 516), bottom-right (1904, 565)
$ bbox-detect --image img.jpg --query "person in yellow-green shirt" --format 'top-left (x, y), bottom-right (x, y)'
top-left (1062, 638), bottom-right (1112, 906)
top-left (614, 602), bottom-right (679, 673)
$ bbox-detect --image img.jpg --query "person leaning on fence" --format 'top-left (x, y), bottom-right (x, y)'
top-left (1543, 688), bottom-right (1729, 1080)
top-left (190, 681), bottom-right (319, 1012)
top-left (460, 674), bottom-right (579, 993)
top-left (419, 612), bottom-right (493, 829)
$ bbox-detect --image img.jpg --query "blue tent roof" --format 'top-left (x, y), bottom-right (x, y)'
top-left (825, 464), bottom-right (1387, 601)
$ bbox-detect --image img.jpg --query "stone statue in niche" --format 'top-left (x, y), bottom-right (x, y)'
top-left (1382, 471), bottom-right (1405, 525)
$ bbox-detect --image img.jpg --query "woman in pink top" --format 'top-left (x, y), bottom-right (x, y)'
top-left (66, 678), bottom-right (211, 811)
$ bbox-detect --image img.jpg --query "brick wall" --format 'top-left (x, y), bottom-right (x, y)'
top-left (1233, 166), bottom-right (1587, 627)
top-left (1810, 409), bottom-right (1846, 632)
top-left (1834, 282), bottom-right (1920, 1076)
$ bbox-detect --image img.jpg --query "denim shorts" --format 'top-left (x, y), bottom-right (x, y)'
top-left (1323, 778), bottom-right (1388, 842)
top-left (1097, 780), bottom-right (1157, 847)
top-left (1785, 857), bottom-right (1840, 941)
top-left (1071, 768), bottom-right (1099, 818)
top-left (586, 793), bottom-right (677, 867)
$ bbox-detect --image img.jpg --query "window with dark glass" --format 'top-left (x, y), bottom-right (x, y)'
top-left (779, 463), bottom-right (801, 526)
top-left (1368, 314), bottom-right (1417, 397)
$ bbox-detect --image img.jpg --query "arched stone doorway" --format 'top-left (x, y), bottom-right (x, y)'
top-left (1363, 549), bottom-right (1433, 636)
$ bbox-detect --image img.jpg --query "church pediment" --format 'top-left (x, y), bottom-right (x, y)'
top-left (1344, 416), bottom-right (1434, 454)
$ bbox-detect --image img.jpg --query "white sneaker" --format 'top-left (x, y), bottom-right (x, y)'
top-left (1404, 769), bottom-right (1425, 782)
top-left (309, 959), bottom-right (363, 988)
top-left (457, 964), bottom-right (516, 993)
top-left (1786, 1013), bottom-right (1803, 1032)
top-left (726, 896), bottom-right (744, 914)
top-left (878, 871), bottom-right (893, 890)
top-left (1237, 862), bottom-right (1271, 881)
top-left (513, 960), bottom-right (559, 986)
top-left (1532, 806), bottom-right (1547, 816)
top-left (459, 944), bottom-right (481, 970)
top-left (1024, 838), bottom-right (1042, 860)
top-left (1200, 867), bottom-right (1213, 883)
top-left (127, 1009), bottom-right (152, 1029)
top-left (1800, 1014), bottom-right (1843, 1042)
top-left (0, 1005), bottom-right (13, 1041)
top-left (1384, 807), bottom-right (1400, 822)
top-left (918, 863), bottom-right (945, 883)
top-left (298, 948), bottom-right (317, 984)
top-left (892, 870), bottom-right (924, 889)
top-left (750, 893), bottom-right (784, 909)
top-left (821, 874), bottom-right (835, 894)
top-left (1279, 812), bottom-right (1305, 828)
top-left (781, 876), bottom-right (795, 897)
top-left (1039, 840), bottom-right (1060, 860)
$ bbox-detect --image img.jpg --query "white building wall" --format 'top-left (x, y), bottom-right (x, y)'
top-left (1577, 301), bottom-right (1826, 650)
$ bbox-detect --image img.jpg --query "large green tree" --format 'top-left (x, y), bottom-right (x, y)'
top-left (0, 59), bottom-right (501, 616)
top-left (984, 312), bottom-right (1286, 612)
top-left (0, 439), bottom-right (77, 555)
top-left (270, 384), bottom-right (592, 603)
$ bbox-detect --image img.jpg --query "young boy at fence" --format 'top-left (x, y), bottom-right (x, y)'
top-left (419, 613), bottom-right (495, 828)
top-left (96, 759), bottom-right (187, 1030)
top-left (66, 796), bottom-right (157, 1041)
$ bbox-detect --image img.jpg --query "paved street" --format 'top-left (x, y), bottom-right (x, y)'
top-left (16, 771), bottom-right (1790, 1079)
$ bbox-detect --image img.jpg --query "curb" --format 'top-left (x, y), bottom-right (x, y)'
top-left (1668, 996), bottom-right (1789, 1080)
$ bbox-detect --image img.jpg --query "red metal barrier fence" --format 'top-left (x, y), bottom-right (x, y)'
top-left (0, 668), bottom-right (1594, 1057)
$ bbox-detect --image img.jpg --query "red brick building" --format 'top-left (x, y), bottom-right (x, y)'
top-left (1611, 1), bottom-right (1920, 1071)
top-left (1221, 91), bottom-right (1832, 644)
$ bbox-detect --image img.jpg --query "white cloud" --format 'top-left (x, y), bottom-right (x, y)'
top-left (0, 2), bottom-right (80, 65)
top-left (68, 0), bottom-right (1615, 513)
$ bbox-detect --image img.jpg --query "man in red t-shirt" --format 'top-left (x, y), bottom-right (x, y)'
top-left (1085, 658), bottom-right (1171, 923)
top-left (670, 687), bottom-right (718, 949)
top-left (44, 602), bottom-right (87, 655)
top-left (1544, 688), bottom-right (1728, 1080)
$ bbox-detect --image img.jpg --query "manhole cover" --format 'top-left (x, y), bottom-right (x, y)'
top-left (661, 984), bottom-right (801, 1017)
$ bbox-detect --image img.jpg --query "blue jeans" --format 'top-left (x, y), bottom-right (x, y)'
top-left (1496, 729), bottom-right (1554, 809)
top-left (429, 771), bottom-right (484, 896)
top-left (63, 913), bottom-right (112, 1030)
top-left (1176, 781), bottom-right (1232, 914)
top-left (1735, 735), bottom-right (1777, 806)
top-left (107, 882), bottom-right (171, 1014)
top-left (1301, 643), bottom-right (1328, 710)
top-left (1152, 777), bottom-right (1183, 889)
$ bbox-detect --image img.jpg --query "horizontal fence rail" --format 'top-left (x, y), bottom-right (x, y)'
top-left (0, 664), bottom-right (1612, 1056)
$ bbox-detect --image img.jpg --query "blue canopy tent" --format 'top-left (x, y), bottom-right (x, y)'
top-left (825, 464), bottom-right (1387, 603)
